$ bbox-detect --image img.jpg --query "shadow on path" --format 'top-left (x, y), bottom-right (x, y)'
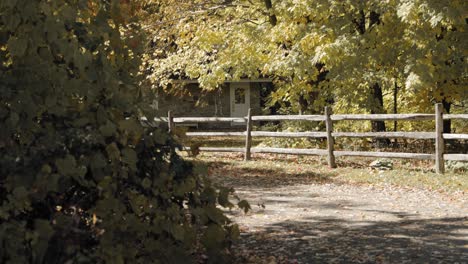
top-left (196, 160), bottom-right (339, 189)
top-left (197, 157), bottom-right (468, 263)
top-left (235, 216), bottom-right (468, 263)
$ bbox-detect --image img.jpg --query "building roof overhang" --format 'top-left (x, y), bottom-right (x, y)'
top-left (172, 78), bottom-right (272, 84)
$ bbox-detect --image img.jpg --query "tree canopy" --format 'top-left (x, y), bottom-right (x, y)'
top-left (145, 0), bottom-right (467, 131)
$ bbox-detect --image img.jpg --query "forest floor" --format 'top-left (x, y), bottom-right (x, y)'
top-left (192, 153), bottom-right (468, 264)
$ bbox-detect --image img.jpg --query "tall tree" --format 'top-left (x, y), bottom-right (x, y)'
top-left (145, 0), bottom-right (467, 132)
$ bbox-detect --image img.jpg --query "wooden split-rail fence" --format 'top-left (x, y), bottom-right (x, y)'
top-left (156, 104), bottom-right (467, 174)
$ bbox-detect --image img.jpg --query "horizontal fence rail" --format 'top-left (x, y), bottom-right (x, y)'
top-left (157, 105), bottom-right (467, 174)
top-left (253, 131), bottom-right (328, 138)
top-left (444, 114), bottom-right (468, 120)
top-left (252, 115), bottom-right (325, 121)
top-left (444, 154), bottom-right (468, 161)
top-left (184, 147), bottom-right (464, 161)
top-left (331, 132), bottom-right (435, 139)
top-left (333, 151), bottom-right (434, 160)
top-left (174, 117), bottom-right (246, 123)
top-left (186, 132), bottom-right (246, 137)
top-left (331, 114), bottom-right (435, 121)
top-left (443, 134), bottom-right (468, 140)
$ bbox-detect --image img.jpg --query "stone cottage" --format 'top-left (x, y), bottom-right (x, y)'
top-left (153, 79), bottom-right (272, 128)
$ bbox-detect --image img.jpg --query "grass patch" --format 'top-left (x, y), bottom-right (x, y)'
top-left (334, 166), bottom-right (467, 193)
top-left (186, 152), bottom-right (468, 194)
top-left (188, 136), bottom-right (263, 148)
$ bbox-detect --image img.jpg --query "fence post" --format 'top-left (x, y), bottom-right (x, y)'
top-left (244, 109), bottom-right (253, 161)
top-left (435, 103), bottom-right (444, 174)
top-left (168, 110), bottom-right (174, 134)
top-left (325, 106), bottom-right (337, 168)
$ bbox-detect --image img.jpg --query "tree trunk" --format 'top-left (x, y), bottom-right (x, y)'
top-left (370, 83), bottom-right (386, 132)
top-left (370, 83), bottom-right (390, 147)
top-left (298, 95), bottom-right (308, 115)
top-left (442, 99), bottom-right (451, 133)
top-left (393, 80), bottom-right (398, 132)
top-left (264, 0), bottom-right (277, 26)
top-left (302, 63), bottom-right (329, 114)
top-left (352, 13), bottom-right (385, 132)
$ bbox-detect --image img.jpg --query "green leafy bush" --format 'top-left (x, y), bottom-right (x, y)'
top-left (0, 1), bottom-right (240, 263)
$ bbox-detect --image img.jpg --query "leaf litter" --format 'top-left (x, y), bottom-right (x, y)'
top-left (192, 153), bottom-right (468, 263)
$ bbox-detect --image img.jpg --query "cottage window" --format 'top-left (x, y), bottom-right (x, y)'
top-left (235, 87), bottom-right (245, 104)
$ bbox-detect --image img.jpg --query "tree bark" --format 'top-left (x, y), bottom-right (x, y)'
top-left (442, 99), bottom-right (451, 133)
top-left (352, 11), bottom-right (387, 138)
top-left (370, 83), bottom-right (389, 146)
top-left (370, 83), bottom-right (386, 132)
top-left (393, 80), bottom-right (398, 132)
top-left (302, 63), bottom-right (329, 114)
top-left (264, 0), bottom-right (277, 26)
top-left (298, 95), bottom-right (308, 115)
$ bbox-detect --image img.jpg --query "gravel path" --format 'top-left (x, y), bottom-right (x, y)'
top-left (208, 164), bottom-right (468, 263)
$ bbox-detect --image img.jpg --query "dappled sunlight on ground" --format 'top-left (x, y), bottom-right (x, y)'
top-left (193, 153), bottom-right (468, 263)
top-left (229, 184), bottom-right (467, 263)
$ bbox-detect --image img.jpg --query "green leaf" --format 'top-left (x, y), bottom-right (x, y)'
top-left (141, 178), bottom-right (152, 189)
top-left (151, 130), bottom-right (169, 145)
top-left (74, 49), bottom-right (92, 72)
top-left (201, 224), bottom-right (226, 250)
top-left (33, 219), bottom-right (54, 263)
top-left (61, 4), bottom-right (76, 22)
top-left (55, 155), bottom-right (77, 176)
top-left (217, 187), bottom-right (233, 208)
top-left (106, 142), bottom-right (121, 162)
top-left (7, 36), bottom-right (28, 57)
top-left (12, 186), bottom-right (28, 199)
top-left (8, 112), bottom-right (19, 127)
top-left (237, 200), bottom-right (251, 214)
top-left (0, 207), bottom-right (9, 220)
top-left (8, 186), bottom-right (31, 213)
top-left (121, 148), bottom-right (137, 170)
top-left (205, 206), bottom-right (228, 225)
top-left (90, 152), bottom-right (107, 170)
top-left (118, 118), bottom-right (144, 137)
top-left (46, 173), bottom-right (61, 192)
top-left (4, 11), bottom-right (21, 30)
top-left (96, 107), bottom-right (108, 124)
top-left (201, 187), bottom-right (217, 204)
top-left (1, 0), bottom-right (18, 9)
top-left (99, 121), bottom-right (117, 137)
top-left (170, 225), bottom-right (185, 241)
top-left (174, 178), bottom-right (195, 196)
top-left (228, 224), bottom-right (240, 240)
top-left (74, 117), bottom-right (90, 127)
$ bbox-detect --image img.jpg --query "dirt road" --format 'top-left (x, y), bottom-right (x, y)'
top-left (205, 156), bottom-right (468, 263)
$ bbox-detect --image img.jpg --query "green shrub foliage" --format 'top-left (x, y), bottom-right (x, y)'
top-left (0, 1), bottom-right (239, 263)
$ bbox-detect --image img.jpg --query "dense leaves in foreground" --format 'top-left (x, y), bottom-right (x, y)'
top-left (0, 1), bottom-right (241, 263)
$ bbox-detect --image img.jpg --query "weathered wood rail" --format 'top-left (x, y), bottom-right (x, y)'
top-left (155, 104), bottom-right (468, 174)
